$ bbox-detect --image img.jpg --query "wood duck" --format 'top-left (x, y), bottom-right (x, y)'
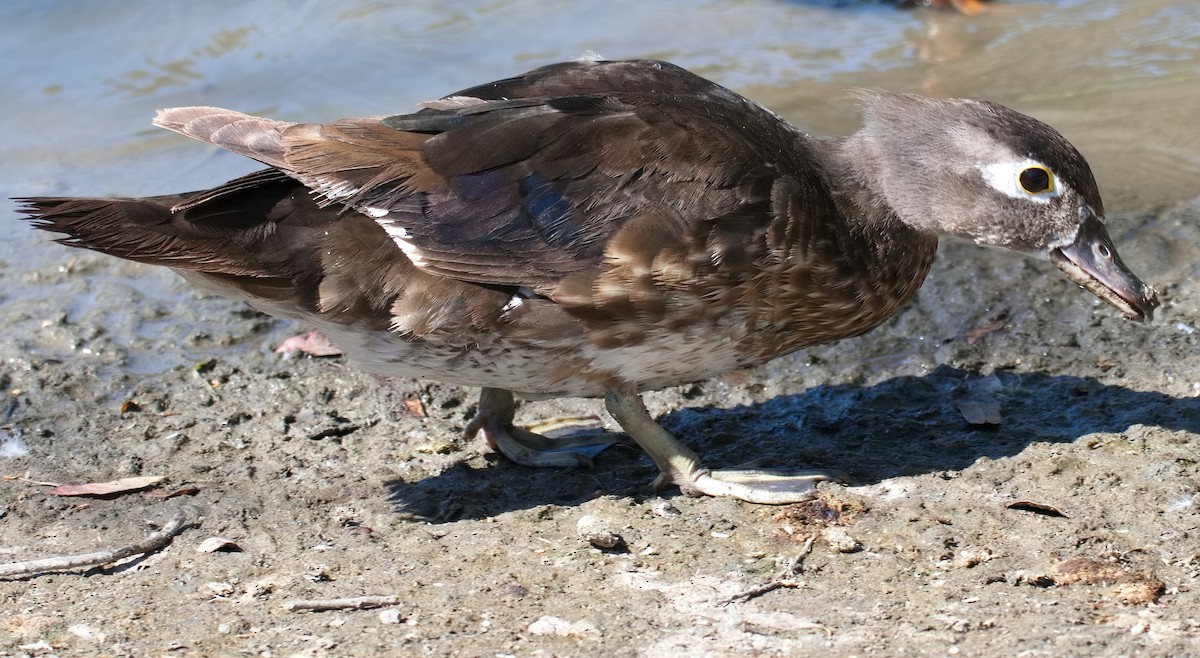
top-left (19, 58), bottom-right (1157, 504)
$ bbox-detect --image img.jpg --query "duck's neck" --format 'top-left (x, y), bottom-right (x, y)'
top-left (822, 133), bottom-right (906, 233)
top-left (736, 133), bottom-right (940, 360)
top-left (828, 130), bottom-right (940, 286)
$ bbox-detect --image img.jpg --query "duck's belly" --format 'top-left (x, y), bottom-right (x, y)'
top-left (186, 272), bottom-right (744, 398)
top-left (314, 319), bottom-right (745, 399)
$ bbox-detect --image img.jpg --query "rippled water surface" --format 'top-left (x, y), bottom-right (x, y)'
top-left (1, 0), bottom-right (1197, 358)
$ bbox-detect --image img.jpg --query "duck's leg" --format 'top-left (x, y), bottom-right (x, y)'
top-left (604, 388), bottom-right (843, 504)
top-left (464, 387), bottom-right (619, 468)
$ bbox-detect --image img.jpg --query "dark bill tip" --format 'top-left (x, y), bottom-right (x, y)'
top-left (1049, 210), bottom-right (1159, 322)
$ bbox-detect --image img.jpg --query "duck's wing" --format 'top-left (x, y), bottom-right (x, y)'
top-left (441, 58), bottom-right (730, 101)
top-left (154, 93), bottom-right (824, 321)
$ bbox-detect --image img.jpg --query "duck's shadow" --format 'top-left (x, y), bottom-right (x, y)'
top-left (387, 365), bottom-right (1199, 522)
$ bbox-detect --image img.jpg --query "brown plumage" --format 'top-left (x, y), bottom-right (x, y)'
top-left (18, 58), bottom-right (1157, 503)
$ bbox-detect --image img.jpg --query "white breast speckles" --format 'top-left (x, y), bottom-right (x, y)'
top-left (582, 329), bottom-right (742, 392)
top-left (183, 271), bottom-right (751, 399)
top-left (311, 321), bottom-right (585, 396)
top-left (278, 309), bottom-right (746, 399)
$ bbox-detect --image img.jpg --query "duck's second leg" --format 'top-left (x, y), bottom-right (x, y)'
top-left (604, 388), bottom-right (844, 504)
top-left (464, 387), bottom-right (619, 468)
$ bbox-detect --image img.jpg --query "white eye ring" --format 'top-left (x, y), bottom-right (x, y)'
top-left (979, 159), bottom-right (1062, 203)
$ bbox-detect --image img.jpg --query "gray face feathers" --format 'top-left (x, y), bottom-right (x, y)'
top-left (846, 91), bottom-right (1101, 251)
top-left (838, 91), bottom-right (1155, 319)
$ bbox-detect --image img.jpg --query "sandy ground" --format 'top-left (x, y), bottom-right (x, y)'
top-left (1, 196), bottom-right (1197, 657)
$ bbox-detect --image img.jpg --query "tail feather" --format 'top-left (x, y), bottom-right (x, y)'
top-left (18, 195), bottom-right (224, 266)
top-left (153, 106), bottom-right (295, 171)
top-left (15, 169), bottom-right (318, 279)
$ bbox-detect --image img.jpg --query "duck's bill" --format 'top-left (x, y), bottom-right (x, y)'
top-left (1049, 211), bottom-right (1159, 322)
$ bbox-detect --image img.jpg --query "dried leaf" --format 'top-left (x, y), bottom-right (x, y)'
top-left (275, 331), bottom-right (343, 357)
top-left (119, 400), bottom-right (141, 414)
top-left (47, 475), bottom-right (167, 497)
top-left (1006, 500), bottom-right (1068, 518)
top-left (402, 392), bottom-right (426, 417)
top-left (965, 312), bottom-right (1009, 345)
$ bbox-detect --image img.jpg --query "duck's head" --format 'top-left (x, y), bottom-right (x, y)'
top-left (849, 91), bottom-right (1158, 321)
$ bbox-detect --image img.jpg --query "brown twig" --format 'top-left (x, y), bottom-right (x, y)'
top-left (720, 534), bottom-right (817, 605)
top-left (0, 509), bottom-right (193, 578)
top-left (283, 595), bottom-right (402, 612)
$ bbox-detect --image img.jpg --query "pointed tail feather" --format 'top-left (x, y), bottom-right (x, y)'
top-left (16, 195), bottom-right (281, 278)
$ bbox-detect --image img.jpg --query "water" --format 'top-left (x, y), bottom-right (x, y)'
top-left (1, 0), bottom-right (1197, 368)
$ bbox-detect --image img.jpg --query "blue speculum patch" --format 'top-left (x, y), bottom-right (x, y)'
top-left (519, 174), bottom-right (574, 243)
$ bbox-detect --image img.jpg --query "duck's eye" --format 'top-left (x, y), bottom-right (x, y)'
top-left (1018, 166), bottom-right (1053, 195)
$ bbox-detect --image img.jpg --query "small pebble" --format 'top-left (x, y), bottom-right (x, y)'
top-left (197, 537), bottom-right (242, 553)
top-left (528, 615), bottom-right (597, 637)
top-left (67, 624), bottom-right (105, 642)
top-left (577, 514), bottom-right (624, 550)
top-left (206, 582), bottom-right (235, 597)
top-left (651, 501), bottom-right (681, 517)
top-left (821, 526), bottom-right (861, 553)
top-left (379, 608), bottom-right (403, 624)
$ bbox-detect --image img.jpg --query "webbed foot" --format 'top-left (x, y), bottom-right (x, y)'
top-left (464, 388), bottom-right (619, 468)
top-left (656, 467), bottom-right (845, 505)
top-left (606, 388), bottom-right (846, 504)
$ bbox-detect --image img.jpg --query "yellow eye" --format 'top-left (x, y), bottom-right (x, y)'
top-left (1018, 166), bottom-right (1053, 194)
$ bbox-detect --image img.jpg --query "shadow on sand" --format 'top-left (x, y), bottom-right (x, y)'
top-left (388, 365), bottom-right (1199, 522)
